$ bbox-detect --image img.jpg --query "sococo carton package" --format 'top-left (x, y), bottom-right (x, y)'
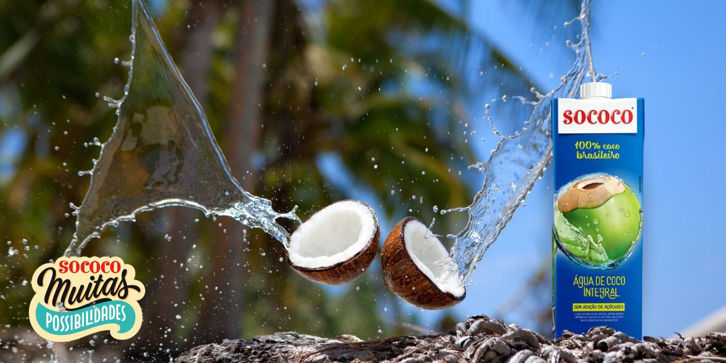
top-left (551, 82), bottom-right (644, 338)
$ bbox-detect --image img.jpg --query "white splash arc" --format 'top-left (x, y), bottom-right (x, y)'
top-left (65, 0), bottom-right (298, 257)
top-left (447, 0), bottom-right (604, 282)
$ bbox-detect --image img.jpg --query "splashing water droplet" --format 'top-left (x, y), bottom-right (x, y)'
top-left (447, 0), bottom-right (603, 281)
top-left (64, 0), bottom-right (298, 256)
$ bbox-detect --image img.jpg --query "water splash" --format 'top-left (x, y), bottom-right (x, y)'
top-left (64, 0), bottom-right (298, 256)
top-left (447, 0), bottom-right (605, 281)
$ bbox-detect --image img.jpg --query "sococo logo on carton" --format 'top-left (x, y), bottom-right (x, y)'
top-left (558, 98), bottom-right (638, 134)
top-left (29, 256), bottom-right (145, 342)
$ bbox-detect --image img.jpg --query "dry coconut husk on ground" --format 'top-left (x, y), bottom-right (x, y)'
top-left (175, 315), bottom-right (726, 362)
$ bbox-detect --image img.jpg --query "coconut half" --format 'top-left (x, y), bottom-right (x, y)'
top-left (381, 217), bottom-right (465, 309)
top-left (287, 200), bottom-right (379, 285)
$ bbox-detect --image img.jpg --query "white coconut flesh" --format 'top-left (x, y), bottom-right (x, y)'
top-left (403, 219), bottom-right (465, 298)
top-left (288, 201), bottom-right (376, 269)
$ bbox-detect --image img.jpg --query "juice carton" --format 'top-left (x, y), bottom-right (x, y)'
top-left (552, 82), bottom-right (644, 338)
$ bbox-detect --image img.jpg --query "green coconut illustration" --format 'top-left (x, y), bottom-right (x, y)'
top-left (554, 175), bottom-right (642, 268)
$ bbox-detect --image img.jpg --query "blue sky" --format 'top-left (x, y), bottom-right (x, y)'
top-left (441, 0), bottom-right (726, 338)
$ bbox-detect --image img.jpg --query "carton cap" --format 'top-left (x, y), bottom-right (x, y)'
top-left (580, 82), bottom-right (612, 99)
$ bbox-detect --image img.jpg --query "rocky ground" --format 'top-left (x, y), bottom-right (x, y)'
top-left (175, 315), bottom-right (726, 362)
